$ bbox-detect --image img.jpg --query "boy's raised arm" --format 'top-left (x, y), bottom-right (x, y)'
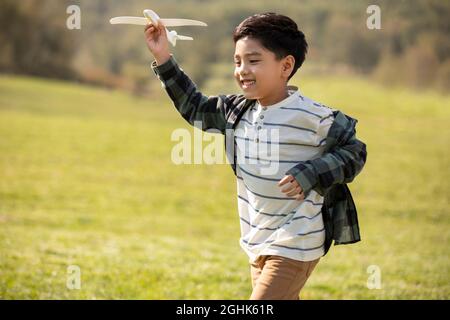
top-left (145, 22), bottom-right (244, 134)
top-left (151, 56), bottom-right (244, 134)
top-left (285, 111), bottom-right (368, 197)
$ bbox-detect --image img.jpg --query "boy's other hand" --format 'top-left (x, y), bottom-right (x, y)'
top-left (278, 175), bottom-right (305, 200)
top-left (144, 22), bottom-right (171, 65)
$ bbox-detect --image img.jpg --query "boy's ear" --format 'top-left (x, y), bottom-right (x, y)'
top-left (282, 55), bottom-right (295, 76)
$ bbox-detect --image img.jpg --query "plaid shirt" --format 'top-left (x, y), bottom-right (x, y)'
top-left (151, 55), bottom-right (368, 255)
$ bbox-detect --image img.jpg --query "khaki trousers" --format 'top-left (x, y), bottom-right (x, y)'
top-left (250, 255), bottom-right (320, 300)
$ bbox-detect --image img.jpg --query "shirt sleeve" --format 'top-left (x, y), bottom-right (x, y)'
top-left (285, 111), bottom-right (368, 196)
top-left (151, 55), bottom-right (245, 134)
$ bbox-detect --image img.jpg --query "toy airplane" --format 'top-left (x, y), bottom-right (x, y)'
top-left (110, 9), bottom-right (207, 46)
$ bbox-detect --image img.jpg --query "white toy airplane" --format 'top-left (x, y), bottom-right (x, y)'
top-left (110, 9), bottom-right (207, 47)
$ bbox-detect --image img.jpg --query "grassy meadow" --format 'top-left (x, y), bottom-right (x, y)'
top-left (0, 73), bottom-right (449, 299)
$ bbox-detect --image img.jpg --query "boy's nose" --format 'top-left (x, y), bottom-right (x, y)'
top-left (238, 66), bottom-right (250, 76)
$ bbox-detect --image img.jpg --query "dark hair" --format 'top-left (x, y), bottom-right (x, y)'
top-left (233, 12), bottom-right (308, 80)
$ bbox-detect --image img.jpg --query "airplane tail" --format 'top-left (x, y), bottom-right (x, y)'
top-left (168, 30), bottom-right (193, 46)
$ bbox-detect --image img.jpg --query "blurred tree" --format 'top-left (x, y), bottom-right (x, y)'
top-left (1, 0), bottom-right (448, 92)
top-left (0, 0), bottom-right (78, 79)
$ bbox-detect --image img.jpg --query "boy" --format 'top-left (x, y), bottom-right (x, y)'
top-left (144, 13), bottom-right (367, 300)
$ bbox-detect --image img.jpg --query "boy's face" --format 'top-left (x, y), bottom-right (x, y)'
top-left (234, 36), bottom-right (293, 105)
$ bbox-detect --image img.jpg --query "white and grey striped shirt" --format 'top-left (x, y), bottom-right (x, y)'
top-left (234, 87), bottom-right (335, 263)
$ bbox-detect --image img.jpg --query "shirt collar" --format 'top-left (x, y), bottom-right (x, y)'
top-left (256, 86), bottom-right (300, 109)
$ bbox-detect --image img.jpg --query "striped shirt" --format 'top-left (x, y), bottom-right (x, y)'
top-left (235, 88), bottom-right (335, 262)
top-left (151, 55), bottom-right (367, 258)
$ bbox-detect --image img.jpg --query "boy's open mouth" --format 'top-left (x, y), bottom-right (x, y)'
top-left (241, 79), bottom-right (256, 89)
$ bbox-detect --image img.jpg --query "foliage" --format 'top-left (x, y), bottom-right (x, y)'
top-left (0, 0), bottom-right (448, 92)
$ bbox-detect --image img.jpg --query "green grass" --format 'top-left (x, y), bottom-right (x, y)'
top-left (0, 73), bottom-right (449, 299)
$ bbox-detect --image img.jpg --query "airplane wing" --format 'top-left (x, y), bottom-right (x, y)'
top-left (110, 17), bottom-right (207, 27)
top-left (175, 35), bottom-right (194, 40)
top-left (159, 19), bottom-right (207, 27)
top-left (110, 17), bottom-right (147, 25)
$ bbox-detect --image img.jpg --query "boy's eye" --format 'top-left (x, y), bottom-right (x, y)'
top-left (250, 60), bottom-right (260, 63)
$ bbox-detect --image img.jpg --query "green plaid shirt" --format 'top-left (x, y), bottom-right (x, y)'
top-left (151, 55), bottom-right (368, 255)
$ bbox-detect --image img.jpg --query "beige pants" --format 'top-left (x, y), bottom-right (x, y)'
top-left (250, 255), bottom-right (320, 300)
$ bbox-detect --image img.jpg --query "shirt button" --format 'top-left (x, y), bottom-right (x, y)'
top-left (257, 126), bottom-right (262, 130)
top-left (262, 107), bottom-right (267, 111)
top-left (260, 115), bottom-right (264, 119)
top-left (255, 138), bottom-right (259, 143)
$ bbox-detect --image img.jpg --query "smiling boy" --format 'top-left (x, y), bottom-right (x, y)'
top-left (145, 13), bottom-right (367, 299)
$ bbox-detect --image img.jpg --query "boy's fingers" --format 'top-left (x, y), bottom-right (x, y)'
top-left (145, 25), bottom-right (167, 41)
top-left (295, 192), bottom-right (305, 201)
top-left (158, 23), bottom-right (167, 38)
top-left (290, 180), bottom-right (299, 188)
top-left (281, 183), bottom-right (296, 193)
top-left (286, 186), bottom-right (302, 197)
top-left (145, 23), bottom-right (157, 32)
top-left (144, 28), bottom-right (155, 38)
top-left (145, 25), bottom-right (161, 35)
top-left (278, 175), bottom-right (293, 187)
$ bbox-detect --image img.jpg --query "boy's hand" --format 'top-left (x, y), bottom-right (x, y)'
top-left (278, 175), bottom-right (305, 201)
top-left (144, 22), bottom-right (171, 65)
